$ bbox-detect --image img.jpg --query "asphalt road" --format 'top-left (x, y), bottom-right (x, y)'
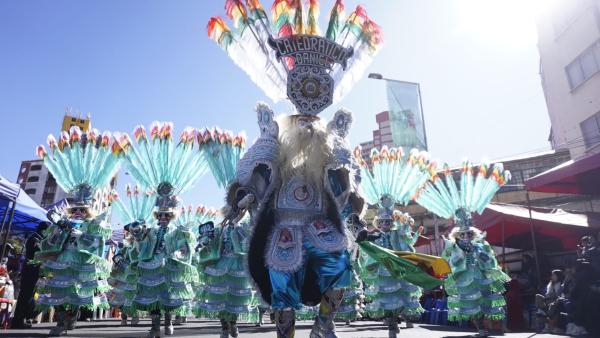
top-left (0, 318), bottom-right (565, 338)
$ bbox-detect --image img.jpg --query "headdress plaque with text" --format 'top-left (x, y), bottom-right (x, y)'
top-left (268, 35), bottom-right (353, 116)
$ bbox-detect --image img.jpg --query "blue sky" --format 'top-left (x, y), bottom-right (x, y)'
top-left (0, 0), bottom-right (551, 212)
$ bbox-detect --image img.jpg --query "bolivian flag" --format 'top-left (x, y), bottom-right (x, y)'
top-left (358, 241), bottom-right (451, 290)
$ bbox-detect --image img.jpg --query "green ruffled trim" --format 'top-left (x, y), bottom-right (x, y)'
top-left (168, 286), bottom-right (195, 300)
top-left (364, 308), bottom-right (405, 320)
top-left (134, 301), bottom-right (160, 313)
top-left (35, 300), bottom-right (109, 313)
top-left (334, 311), bottom-right (361, 321)
top-left (484, 313), bottom-right (506, 321)
top-left (133, 301), bottom-right (189, 315)
top-left (448, 312), bottom-right (505, 322)
top-left (84, 221), bottom-right (113, 239)
top-left (194, 308), bottom-right (259, 323)
top-left (165, 268), bottom-right (197, 284)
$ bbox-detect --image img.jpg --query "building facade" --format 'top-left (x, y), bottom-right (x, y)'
top-left (17, 159), bottom-right (69, 208)
top-left (537, 0), bottom-right (600, 159)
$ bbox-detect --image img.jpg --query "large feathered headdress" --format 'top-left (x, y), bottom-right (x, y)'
top-left (356, 145), bottom-right (435, 219)
top-left (208, 0), bottom-right (382, 115)
top-left (36, 126), bottom-right (123, 207)
top-left (174, 204), bottom-right (219, 232)
top-left (197, 127), bottom-right (246, 190)
top-left (414, 160), bottom-right (511, 232)
top-left (358, 146), bottom-right (435, 207)
top-left (110, 184), bottom-right (156, 226)
top-left (113, 122), bottom-right (209, 212)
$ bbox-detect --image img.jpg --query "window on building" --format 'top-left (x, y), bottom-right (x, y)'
top-left (30, 164), bottom-right (42, 171)
top-left (27, 176), bottom-right (39, 182)
top-left (581, 111), bottom-right (600, 149)
top-left (71, 117), bottom-right (76, 122)
top-left (566, 40), bottom-right (600, 89)
top-left (25, 188), bottom-right (36, 195)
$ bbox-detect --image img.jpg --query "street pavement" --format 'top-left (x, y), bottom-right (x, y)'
top-left (0, 318), bottom-right (566, 338)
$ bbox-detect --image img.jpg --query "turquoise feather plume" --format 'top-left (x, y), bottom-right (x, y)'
top-left (114, 122), bottom-right (209, 196)
top-left (356, 145), bottom-right (434, 207)
top-left (110, 185), bottom-right (156, 225)
top-left (414, 159), bottom-right (511, 220)
top-left (36, 126), bottom-right (124, 195)
top-left (198, 127), bottom-right (246, 190)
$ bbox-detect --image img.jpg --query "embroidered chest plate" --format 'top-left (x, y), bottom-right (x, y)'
top-left (276, 176), bottom-right (322, 212)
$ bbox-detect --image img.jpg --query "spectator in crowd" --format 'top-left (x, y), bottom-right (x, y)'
top-left (0, 259), bottom-right (15, 327)
top-left (11, 221), bottom-right (48, 329)
top-left (505, 272), bottom-right (525, 332)
top-left (535, 269), bottom-right (564, 313)
top-left (564, 236), bottom-right (600, 337)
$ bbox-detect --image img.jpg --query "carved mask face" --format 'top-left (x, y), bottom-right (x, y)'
top-left (157, 212), bottom-right (172, 226)
top-left (378, 219), bottom-right (392, 232)
top-left (70, 207), bottom-right (87, 220)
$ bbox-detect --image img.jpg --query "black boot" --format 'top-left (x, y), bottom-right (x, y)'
top-left (220, 318), bottom-right (229, 338)
top-left (48, 311), bottom-right (66, 337)
top-left (147, 313), bottom-right (161, 338)
top-left (229, 320), bottom-right (239, 337)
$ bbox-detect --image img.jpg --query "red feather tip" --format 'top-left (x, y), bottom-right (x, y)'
top-left (47, 134), bottom-right (57, 149)
top-left (59, 131), bottom-right (69, 145)
top-left (36, 145), bottom-right (46, 158)
top-left (245, 0), bottom-right (264, 10)
top-left (354, 5), bottom-right (367, 19)
top-left (134, 125), bottom-right (147, 142)
top-left (87, 129), bottom-right (98, 143)
top-left (69, 126), bottom-right (82, 142)
top-left (331, 0), bottom-right (344, 12)
top-left (225, 0), bottom-right (248, 20)
top-left (111, 191), bottom-right (120, 201)
top-left (207, 17), bottom-right (229, 38)
top-left (101, 132), bottom-right (111, 147)
top-left (159, 122), bottom-right (173, 140)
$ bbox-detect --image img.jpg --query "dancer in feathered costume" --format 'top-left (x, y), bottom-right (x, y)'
top-left (113, 122), bottom-right (209, 337)
top-left (208, 1), bottom-right (382, 337)
top-left (173, 204), bottom-right (218, 325)
top-left (108, 185), bottom-right (156, 326)
top-left (193, 129), bottom-right (261, 338)
top-left (221, 103), bottom-right (365, 338)
top-left (356, 146), bottom-right (434, 337)
top-left (34, 127), bottom-right (123, 336)
top-left (414, 161), bottom-right (511, 337)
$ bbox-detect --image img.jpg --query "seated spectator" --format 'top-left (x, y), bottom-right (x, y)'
top-left (536, 269), bottom-right (563, 312)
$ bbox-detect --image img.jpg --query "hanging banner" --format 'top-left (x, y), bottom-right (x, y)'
top-left (386, 81), bottom-right (428, 151)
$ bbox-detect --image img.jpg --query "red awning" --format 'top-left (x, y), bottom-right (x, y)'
top-left (473, 203), bottom-right (600, 251)
top-left (525, 151), bottom-right (600, 195)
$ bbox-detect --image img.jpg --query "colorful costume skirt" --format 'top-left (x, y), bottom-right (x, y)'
top-left (35, 248), bottom-right (111, 311)
top-left (363, 265), bottom-right (424, 319)
top-left (195, 254), bottom-right (259, 322)
top-left (445, 267), bottom-right (507, 321)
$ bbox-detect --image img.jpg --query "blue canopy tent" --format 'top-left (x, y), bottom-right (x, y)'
top-left (0, 175), bottom-right (49, 256)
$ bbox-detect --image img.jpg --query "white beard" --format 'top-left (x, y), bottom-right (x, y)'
top-left (277, 115), bottom-right (333, 186)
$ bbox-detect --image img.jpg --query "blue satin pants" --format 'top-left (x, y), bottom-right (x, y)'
top-left (269, 237), bottom-right (352, 309)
